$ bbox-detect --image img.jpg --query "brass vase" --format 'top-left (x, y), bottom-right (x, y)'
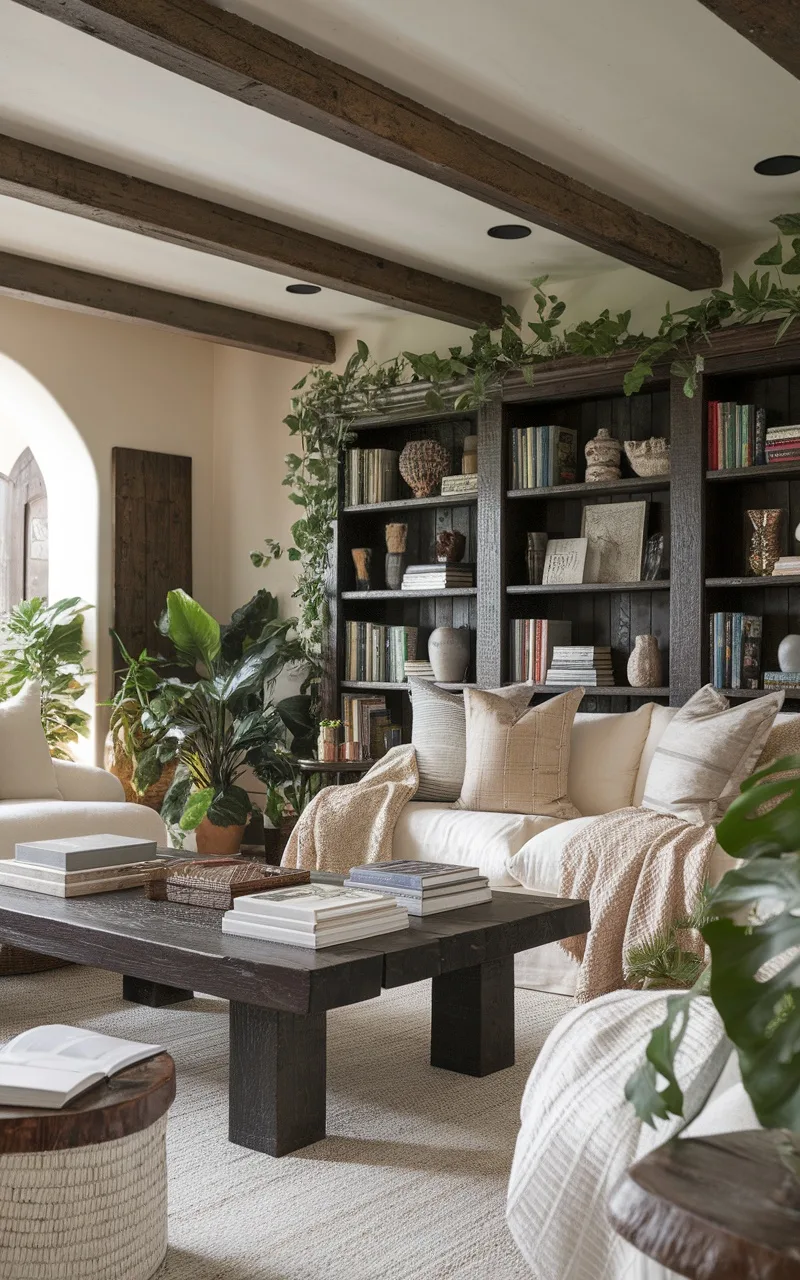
top-left (745, 508), bottom-right (784, 577)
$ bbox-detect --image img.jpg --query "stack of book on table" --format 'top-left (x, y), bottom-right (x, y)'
top-left (765, 423), bottom-right (800, 465)
top-left (401, 563), bottom-right (474, 590)
top-left (344, 860), bottom-right (491, 915)
top-left (545, 646), bottom-right (614, 687)
top-left (0, 835), bottom-right (164, 897)
top-left (221, 883), bottom-right (409, 948)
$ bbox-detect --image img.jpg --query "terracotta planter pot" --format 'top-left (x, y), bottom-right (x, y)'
top-left (105, 732), bottom-right (177, 812)
top-left (194, 818), bottom-right (246, 856)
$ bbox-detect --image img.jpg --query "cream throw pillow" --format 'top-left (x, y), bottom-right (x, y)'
top-left (0, 681), bottom-right (61, 800)
top-left (409, 679), bottom-right (535, 803)
top-left (458, 686), bottom-right (583, 817)
top-left (568, 704), bottom-right (653, 815)
top-left (641, 684), bottom-right (783, 824)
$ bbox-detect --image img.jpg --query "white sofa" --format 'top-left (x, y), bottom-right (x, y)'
top-left (0, 760), bottom-right (168, 860)
top-left (393, 702), bottom-right (791, 996)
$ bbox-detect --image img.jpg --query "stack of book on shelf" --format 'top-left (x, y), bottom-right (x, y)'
top-left (401, 563), bottom-right (474, 590)
top-left (405, 659), bottom-right (435, 680)
top-left (341, 692), bottom-right (389, 758)
top-left (0, 835), bottom-right (164, 897)
top-left (765, 424), bottom-right (800, 465)
top-left (707, 402), bottom-right (766, 470)
top-left (345, 622), bottom-right (418, 682)
top-left (344, 447), bottom-right (399, 505)
top-left (221, 883), bottom-right (409, 948)
top-left (771, 554), bottom-right (800, 577)
top-left (344, 860), bottom-right (491, 916)
top-left (545, 645), bottom-right (614, 687)
top-left (509, 618), bottom-right (572, 683)
top-left (709, 613), bottom-right (762, 689)
top-left (763, 670), bottom-right (800, 691)
top-left (0, 1026), bottom-right (162, 1109)
top-left (510, 426), bottom-right (577, 489)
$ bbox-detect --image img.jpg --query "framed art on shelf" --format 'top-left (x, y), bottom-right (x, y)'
top-left (542, 537), bottom-right (589, 585)
top-left (581, 501), bottom-right (648, 584)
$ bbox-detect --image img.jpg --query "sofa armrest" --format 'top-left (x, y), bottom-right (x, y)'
top-left (53, 760), bottom-right (125, 803)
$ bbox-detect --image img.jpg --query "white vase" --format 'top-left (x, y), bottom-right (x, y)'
top-left (428, 627), bottom-right (471, 683)
top-left (627, 635), bottom-right (662, 687)
top-left (778, 634), bottom-right (800, 673)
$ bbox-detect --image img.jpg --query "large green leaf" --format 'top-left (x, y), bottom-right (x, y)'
top-left (179, 786), bottom-right (215, 831)
top-left (207, 785), bottom-right (252, 828)
top-left (165, 590), bottom-right (220, 671)
top-left (160, 767), bottom-right (192, 825)
top-left (219, 589), bottom-right (280, 662)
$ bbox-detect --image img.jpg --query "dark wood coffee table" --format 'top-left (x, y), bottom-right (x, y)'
top-left (0, 882), bottom-right (589, 1156)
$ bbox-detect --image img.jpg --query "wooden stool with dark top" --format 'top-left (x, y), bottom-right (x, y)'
top-left (0, 1053), bottom-right (175, 1280)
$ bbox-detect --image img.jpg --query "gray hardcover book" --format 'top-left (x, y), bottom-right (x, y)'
top-left (15, 835), bottom-right (159, 872)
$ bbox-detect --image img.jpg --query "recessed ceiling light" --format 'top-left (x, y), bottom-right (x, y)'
top-left (754, 155), bottom-right (800, 176)
top-left (487, 224), bottom-right (532, 240)
top-left (286, 283), bottom-right (322, 294)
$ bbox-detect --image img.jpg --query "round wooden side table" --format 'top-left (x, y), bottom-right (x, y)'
top-left (296, 758), bottom-right (373, 788)
top-left (0, 1052), bottom-right (176, 1280)
top-left (609, 1130), bottom-right (800, 1279)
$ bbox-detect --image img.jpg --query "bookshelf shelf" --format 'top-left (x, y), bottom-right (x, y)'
top-left (527, 684), bottom-right (670, 698)
top-left (342, 492), bottom-right (476, 514)
top-left (507, 476), bottom-right (669, 501)
top-left (507, 581), bottom-right (669, 595)
top-left (717, 687), bottom-right (800, 699)
top-left (342, 588), bottom-right (477, 600)
top-left (706, 576), bottom-right (800, 589)
top-left (706, 462), bottom-right (800, 483)
top-left (340, 681), bottom-right (476, 692)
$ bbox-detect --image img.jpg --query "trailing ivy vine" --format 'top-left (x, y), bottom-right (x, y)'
top-left (253, 213), bottom-right (800, 669)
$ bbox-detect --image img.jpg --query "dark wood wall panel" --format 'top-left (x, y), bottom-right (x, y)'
top-left (113, 447), bottom-right (192, 670)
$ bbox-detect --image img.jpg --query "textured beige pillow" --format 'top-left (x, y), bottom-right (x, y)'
top-left (641, 684), bottom-right (783, 825)
top-left (409, 679), bottom-right (535, 803)
top-left (458, 686), bottom-right (584, 817)
top-left (756, 713), bottom-right (800, 769)
top-left (0, 681), bottom-right (61, 800)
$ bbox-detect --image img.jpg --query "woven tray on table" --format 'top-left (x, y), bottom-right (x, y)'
top-left (146, 858), bottom-right (310, 909)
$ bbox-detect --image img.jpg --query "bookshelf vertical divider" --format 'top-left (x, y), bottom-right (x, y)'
top-left (669, 372), bottom-right (706, 706)
top-left (476, 396), bottom-right (505, 688)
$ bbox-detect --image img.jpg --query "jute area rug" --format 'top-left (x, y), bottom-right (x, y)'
top-left (0, 966), bottom-right (571, 1280)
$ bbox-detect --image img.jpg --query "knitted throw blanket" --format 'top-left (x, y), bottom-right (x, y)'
top-left (282, 745), bottom-right (419, 873)
top-left (558, 806), bottom-right (718, 1003)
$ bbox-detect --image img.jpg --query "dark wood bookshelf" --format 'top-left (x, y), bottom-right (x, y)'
top-left (342, 588), bottom-right (477, 600)
top-left (507, 476), bottom-right (669, 501)
top-left (719, 686), bottom-right (800, 699)
top-left (340, 681), bottom-right (476, 692)
top-left (321, 320), bottom-right (800, 727)
top-left (527, 684), bottom-right (669, 698)
top-left (507, 581), bottom-right (668, 595)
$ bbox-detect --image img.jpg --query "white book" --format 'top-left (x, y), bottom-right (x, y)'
top-left (343, 876), bottom-right (489, 902)
top-left (222, 907), bottom-right (409, 948)
top-left (0, 862), bottom-right (163, 897)
top-left (348, 860), bottom-right (481, 890)
top-left (0, 1025), bottom-right (162, 1108)
top-left (15, 835), bottom-right (158, 872)
top-left (230, 883), bottom-right (397, 923)
top-left (345, 882), bottom-right (492, 915)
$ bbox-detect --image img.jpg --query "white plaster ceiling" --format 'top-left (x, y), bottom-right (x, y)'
top-left (0, 0), bottom-right (798, 336)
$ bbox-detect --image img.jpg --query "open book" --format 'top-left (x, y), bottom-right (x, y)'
top-left (0, 1025), bottom-right (162, 1109)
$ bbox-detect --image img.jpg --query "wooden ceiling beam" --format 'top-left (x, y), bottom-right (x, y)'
top-left (12, 0), bottom-right (722, 290)
top-left (0, 135), bottom-right (500, 332)
top-left (697, 1), bottom-right (800, 80)
top-left (0, 249), bottom-right (337, 361)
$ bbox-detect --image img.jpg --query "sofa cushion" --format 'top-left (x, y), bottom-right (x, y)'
top-left (641, 684), bottom-right (782, 824)
top-left (52, 760), bottom-right (126, 803)
top-left (568, 704), bottom-right (653, 815)
top-left (632, 703), bottom-right (677, 805)
top-left (458, 686), bottom-right (582, 817)
top-left (0, 800), bottom-right (167, 860)
top-left (392, 801), bottom-right (562, 886)
top-left (0, 682), bottom-right (61, 802)
top-left (409, 679), bottom-right (534, 802)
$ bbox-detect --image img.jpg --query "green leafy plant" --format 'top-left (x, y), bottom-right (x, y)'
top-left (147, 589), bottom-right (305, 834)
top-left (0, 597), bottom-right (93, 758)
top-left (103, 635), bottom-right (175, 795)
top-left (626, 754), bottom-right (800, 1131)
top-left (624, 890), bottom-right (712, 991)
top-left (255, 214), bottom-right (800, 668)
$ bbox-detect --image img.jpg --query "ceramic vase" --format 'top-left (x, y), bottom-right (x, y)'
top-left (778, 634), bottom-right (800, 673)
top-left (399, 439), bottom-right (450, 498)
top-left (436, 529), bottom-right (466, 563)
top-left (585, 428), bottom-right (621, 483)
top-left (627, 634), bottom-right (662, 688)
top-left (384, 523), bottom-right (407, 590)
top-left (624, 437), bottom-right (670, 477)
top-left (745, 508), bottom-right (784, 577)
top-left (428, 627), bottom-right (471, 683)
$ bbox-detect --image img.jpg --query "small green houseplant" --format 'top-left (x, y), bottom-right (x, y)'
top-left (104, 636), bottom-right (179, 808)
top-left (0, 596), bottom-right (93, 758)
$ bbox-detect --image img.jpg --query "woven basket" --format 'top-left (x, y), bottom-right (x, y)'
top-left (0, 947), bottom-right (69, 978)
top-left (106, 734), bottom-right (176, 811)
top-left (0, 1114), bottom-right (168, 1279)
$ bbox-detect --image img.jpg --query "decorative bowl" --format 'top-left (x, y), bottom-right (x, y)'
top-left (399, 439), bottom-right (450, 498)
top-left (624, 437), bottom-right (670, 477)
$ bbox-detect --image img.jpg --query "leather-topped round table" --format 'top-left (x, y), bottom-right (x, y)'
top-left (0, 1052), bottom-right (175, 1280)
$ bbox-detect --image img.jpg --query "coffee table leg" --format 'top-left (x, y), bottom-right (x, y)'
top-left (229, 1001), bottom-right (327, 1156)
top-left (122, 975), bottom-right (194, 1006)
top-left (430, 955), bottom-right (515, 1077)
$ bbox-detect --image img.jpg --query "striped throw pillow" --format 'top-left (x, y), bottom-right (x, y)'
top-left (641, 684), bottom-right (783, 825)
